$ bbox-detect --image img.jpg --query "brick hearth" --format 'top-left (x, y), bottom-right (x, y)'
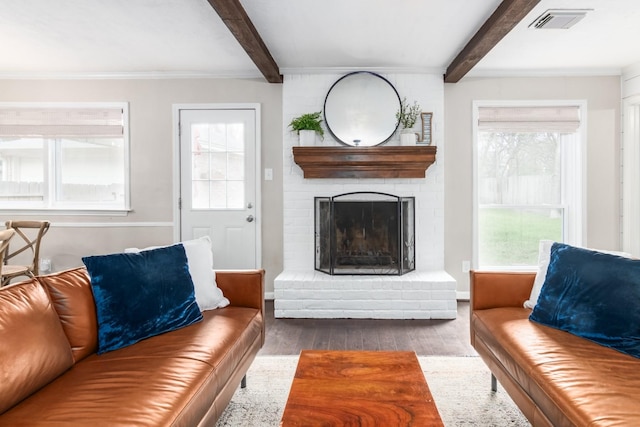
top-left (274, 270), bottom-right (456, 319)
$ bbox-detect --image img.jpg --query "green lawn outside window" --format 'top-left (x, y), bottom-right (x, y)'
top-left (479, 207), bottom-right (562, 267)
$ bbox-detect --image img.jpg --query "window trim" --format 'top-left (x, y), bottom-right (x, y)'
top-left (622, 95), bottom-right (640, 256)
top-left (0, 101), bottom-right (131, 213)
top-left (472, 100), bottom-right (587, 270)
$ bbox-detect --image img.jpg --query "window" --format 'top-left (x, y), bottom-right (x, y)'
top-left (474, 102), bottom-right (584, 268)
top-left (0, 103), bottom-right (129, 211)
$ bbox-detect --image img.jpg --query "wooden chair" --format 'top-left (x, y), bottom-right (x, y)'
top-left (1, 221), bottom-right (50, 287)
top-left (0, 229), bottom-right (16, 287)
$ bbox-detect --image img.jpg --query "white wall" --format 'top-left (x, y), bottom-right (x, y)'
top-left (445, 76), bottom-right (622, 295)
top-left (0, 74), bottom-right (623, 299)
top-left (0, 78), bottom-right (284, 294)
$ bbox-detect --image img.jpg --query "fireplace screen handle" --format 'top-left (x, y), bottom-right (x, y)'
top-left (246, 215), bottom-right (255, 223)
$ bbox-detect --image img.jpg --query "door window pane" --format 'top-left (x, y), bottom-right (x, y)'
top-left (209, 153), bottom-right (226, 180)
top-left (227, 153), bottom-right (244, 180)
top-left (209, 124), bottom-right (227, 151)
top-left (192, 181), bottom-right (209, 209)
top-left (227, 123), bottom-right (244, 152)
top-left (209, 181), bottom-right (227, 209)
top-left (191, 122), bottom-right (245, 209)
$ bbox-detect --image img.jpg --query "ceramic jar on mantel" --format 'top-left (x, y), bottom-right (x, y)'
top-left (298, 129), bottom-right (317, 146)
top-left (400, 129), bottom-right (418, 146)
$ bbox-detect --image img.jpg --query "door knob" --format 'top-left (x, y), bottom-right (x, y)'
top-left (246, 215), bottom-right (254, 223)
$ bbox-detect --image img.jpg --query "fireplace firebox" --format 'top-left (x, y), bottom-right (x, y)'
top-left (315, 192), bottom-right (415, 275)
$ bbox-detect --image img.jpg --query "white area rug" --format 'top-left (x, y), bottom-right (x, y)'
top-left (216, 355), bottom-right (530, 426)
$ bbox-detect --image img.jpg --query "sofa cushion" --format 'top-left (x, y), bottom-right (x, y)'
top-left (0, 306), bottom-right (263, 425)
top-left (82, 244), bottom-right (203, 354)
top-left (530, 242), bottom-right (640, 358)
top-left (474, 307), bottom-right (640, 426)
top-left (125, 236), bottom-right (229, 311)
top-left (38, 267), bottom-right (98, 363)
top-left (0, 279), bottom-right (74, 413)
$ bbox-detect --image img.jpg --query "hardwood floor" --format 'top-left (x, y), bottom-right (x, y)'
top-left (260, 300), bottom-right (477, 356)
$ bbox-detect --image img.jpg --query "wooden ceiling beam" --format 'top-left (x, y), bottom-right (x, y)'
top-left (206, 0), bottom-right (282, 83)
top-left (444, 0), bottom-right (541, 83)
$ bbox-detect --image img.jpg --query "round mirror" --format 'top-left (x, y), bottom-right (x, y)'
top-left (323, 71), bottom-right (401, 147)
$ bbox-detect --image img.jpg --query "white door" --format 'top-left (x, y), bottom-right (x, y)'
top-left (178, 108), bottom-right (258, 269)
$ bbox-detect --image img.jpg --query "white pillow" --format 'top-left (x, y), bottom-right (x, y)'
top-left (524, 240), bottom-right (632, 309)
top-left (125, 236), bottom-right (229, 311)
top-left (523, 240), bottom-right (553, 309)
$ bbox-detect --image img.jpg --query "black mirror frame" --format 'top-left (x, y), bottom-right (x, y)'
top-left (323, 71), bottom-right (402, 147)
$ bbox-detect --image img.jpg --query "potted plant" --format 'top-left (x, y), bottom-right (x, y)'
top-left (289, 111), bottom-right (324, 146)
top-left (396, 98), bottom-right (421, 145)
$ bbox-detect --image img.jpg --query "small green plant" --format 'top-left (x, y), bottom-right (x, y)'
top-left (396, 98), bottom-right (421, 129)
top-left (288, 111), bottom-right (324, 138)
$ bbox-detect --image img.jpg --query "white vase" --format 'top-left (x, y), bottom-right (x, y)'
top-left (400, 130), bottom-right (417, 146)
top-left (299, 130), bottom-right (316, 146)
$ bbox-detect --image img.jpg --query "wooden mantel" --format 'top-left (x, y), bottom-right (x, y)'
top-left (292, 146), bottom-right (437, 179)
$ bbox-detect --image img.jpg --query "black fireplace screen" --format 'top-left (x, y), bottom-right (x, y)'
top-left (315, 192), bottom-right (415, 275)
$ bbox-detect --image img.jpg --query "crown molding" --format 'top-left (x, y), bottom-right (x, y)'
top-left (464, 67), bottom-right (622, 79)
top-left (0, 67), bottom-right (622, 81)
top-left (0, 70), bottom-right (264, 80)
top-left (622, 63), bottom-right (640, 80)
top-left (280, 66), bottom-right (445, 76)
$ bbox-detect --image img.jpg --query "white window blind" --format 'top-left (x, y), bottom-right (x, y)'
top-left (0, 107), bottom-right (124, 137)
top-left (0, 102), bottom-right (129, 211)
top-left (478, 106), bottom-right (580, 133)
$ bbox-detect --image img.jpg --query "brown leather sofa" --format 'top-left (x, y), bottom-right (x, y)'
top-left (0, 267), bottom-right (265, 426)
top-left (470, 271), bottom-right (640, 427)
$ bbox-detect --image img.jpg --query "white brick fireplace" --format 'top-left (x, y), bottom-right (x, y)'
top-left (274, 72), bottom-right (456, 319)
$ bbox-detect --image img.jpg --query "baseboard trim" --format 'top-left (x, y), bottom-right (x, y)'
top-left (457, 291), bottom-right (470, 301)
top-left (267, 291), bottom-right (468, 302)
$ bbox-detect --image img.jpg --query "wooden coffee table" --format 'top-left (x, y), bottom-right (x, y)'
top-left (280, 350), bottom-right (444, 426)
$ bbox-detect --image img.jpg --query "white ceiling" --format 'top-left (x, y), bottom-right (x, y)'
top-left (1, 0), bottom-right (639, 80)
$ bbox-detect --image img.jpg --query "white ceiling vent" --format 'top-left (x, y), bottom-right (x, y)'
top-left (529, 9), bottom-right (591, 29)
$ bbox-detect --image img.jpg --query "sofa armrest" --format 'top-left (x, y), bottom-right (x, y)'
top-left (216, 269), bottom-right (265, 346)
top-left (470, 270), bottom-right (535, 311)
top-left (215, 269), bottom-right (265, 310)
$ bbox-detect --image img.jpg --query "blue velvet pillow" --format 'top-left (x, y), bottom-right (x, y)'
top-left (530, 242), bottom-right (640, 358)
top-left (82, 244), bottom-right (203, 354)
